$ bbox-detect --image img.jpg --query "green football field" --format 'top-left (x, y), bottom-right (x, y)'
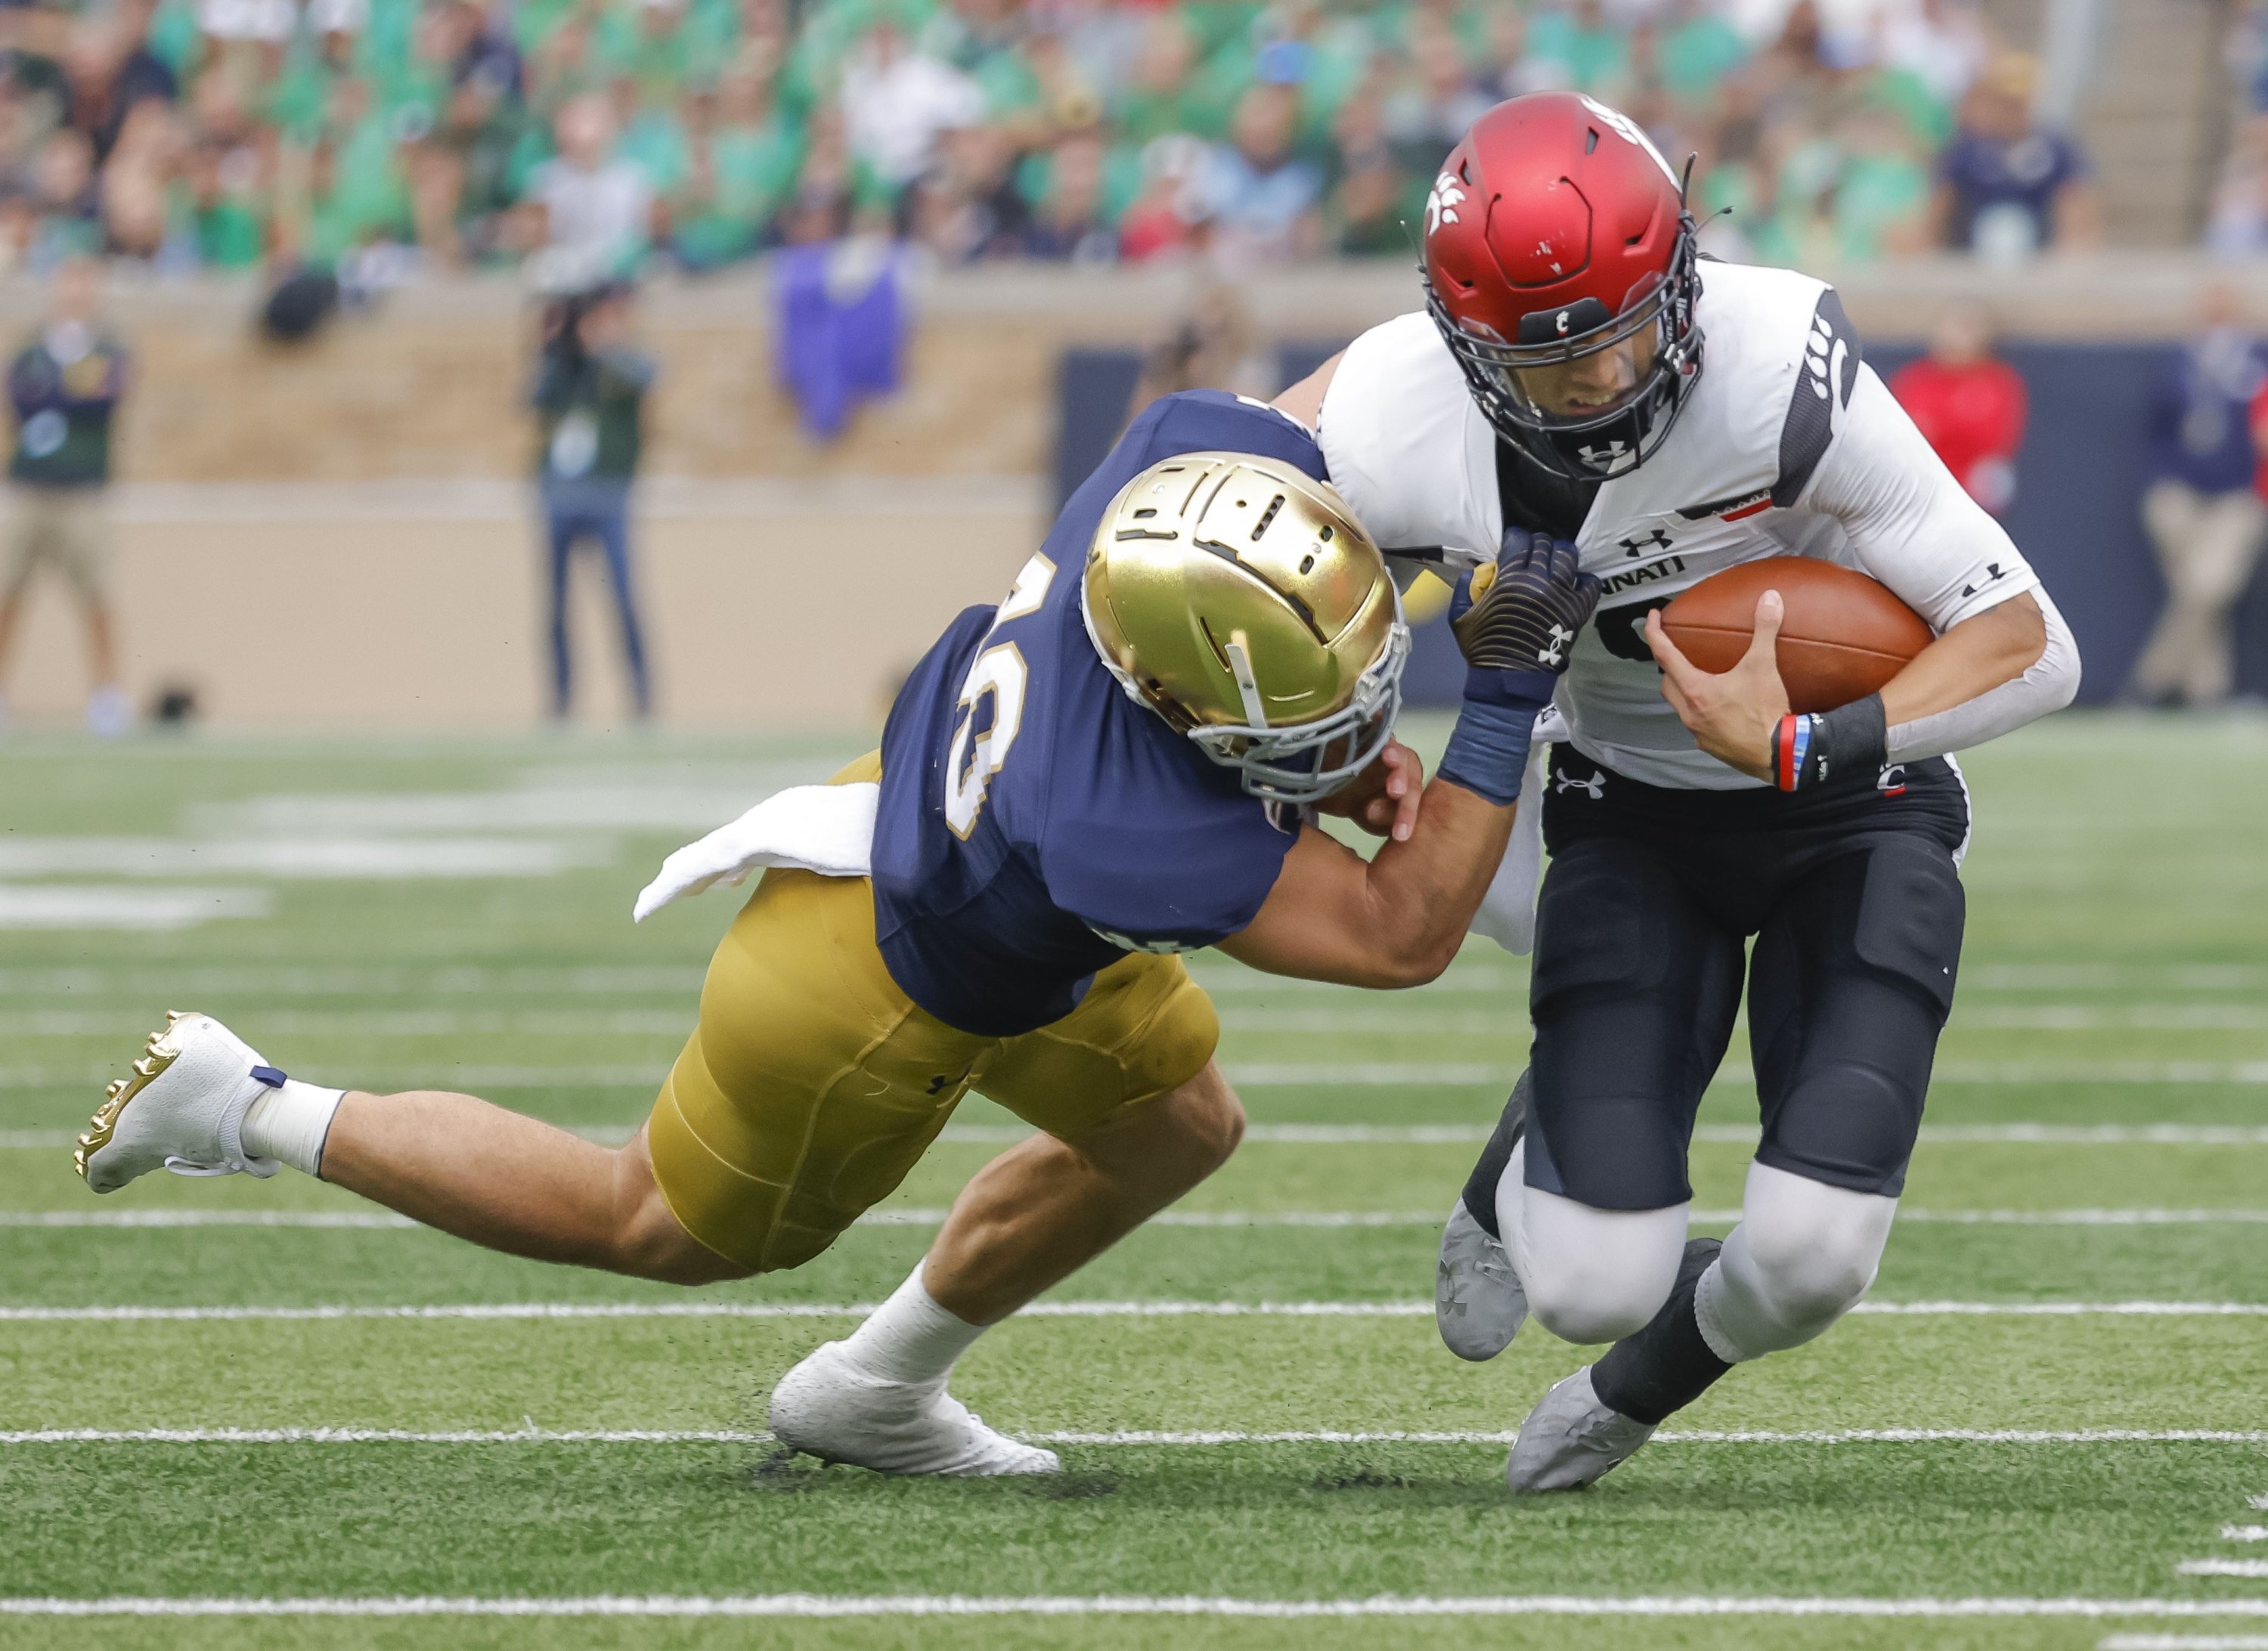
top-left (1, 712), bottom-right (2263, 1650)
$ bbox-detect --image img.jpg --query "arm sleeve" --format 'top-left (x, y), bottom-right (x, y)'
top-left (1886, 584), bottom-right (2081, 761)
top-left (1803, 362), bottom-right (2041, 632)
top-left (1806, 363), bottom-right (2079, 756)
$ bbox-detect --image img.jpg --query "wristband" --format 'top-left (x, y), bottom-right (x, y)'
top-left (1439, 687), bottom-right (1551, 807)
top-left (1770, 693), bottom-right (1888, 791)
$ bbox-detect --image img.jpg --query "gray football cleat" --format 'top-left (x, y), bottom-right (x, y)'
top-left (1436, 1200), bottom-right (1528, 1360)
top-left (1506, 1365), bottom-right (1657, 1492)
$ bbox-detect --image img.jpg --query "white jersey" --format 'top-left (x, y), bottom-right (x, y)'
top-left (1318, 261), bottom-right (2043, 790)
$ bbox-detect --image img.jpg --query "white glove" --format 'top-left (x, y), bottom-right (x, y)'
top-left (632, 782), bottom-right (879, 923)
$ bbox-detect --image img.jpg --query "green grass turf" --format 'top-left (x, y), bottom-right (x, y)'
top-left (0, 712), bottom-right (2264, 1649)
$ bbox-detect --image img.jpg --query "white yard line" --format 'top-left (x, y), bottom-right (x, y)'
top-left (6, 1206), bottom-right (2266, 1231)
top-left (2221, 1529), bottom-right (2268, 1543)
top-left (1, 1426), bottom-right (2261, 1447)
top-left (10, 1061), bottom-right (2268, 1091)
top-left (943, 1123), bottom-right (2268, 1147)
top-left (20, 1002), bottom-right (2266, 1036)
top-left (2101, 1638), bottom-right (2268, 1649)
top-left (0, 1594), bottom-right (2263, 1620)
top-left (0, 1299), bottom-right (2263, 1322)
top-left (8, 1123), bottom-right (2268, 1151)
top-left (2181, 1562), bottom-right (2268, 1579)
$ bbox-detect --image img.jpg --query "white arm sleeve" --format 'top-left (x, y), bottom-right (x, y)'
top-left (1886, 586), bottom-right (2081, 761)
top-left (1802, 364), bottom-right (2081, 757)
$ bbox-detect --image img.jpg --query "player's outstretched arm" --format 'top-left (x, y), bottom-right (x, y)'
top-left (1219, 769), bottom-right (1514, 988)
top-left (1220, 529), bottom-right (1601, 990)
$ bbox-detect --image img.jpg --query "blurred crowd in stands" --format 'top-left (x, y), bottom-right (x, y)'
top-left (0, 0), bottom-right (2104, 283)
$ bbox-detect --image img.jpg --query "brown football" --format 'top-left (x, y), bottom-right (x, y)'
top-left (1658, 557), bottom-right (1932, 714)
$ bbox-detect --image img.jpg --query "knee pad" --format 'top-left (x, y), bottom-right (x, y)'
top-left (1504, 1166), bottom-right (1688, 1346)
top-left (1698, 1163), bottom-right (1897, 1361)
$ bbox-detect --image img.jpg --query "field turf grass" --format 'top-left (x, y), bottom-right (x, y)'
top-left (0, 711), bottom-right (2263, 1649)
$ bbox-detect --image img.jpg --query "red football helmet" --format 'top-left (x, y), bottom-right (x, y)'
top-left (1422, 93), bottom-right (1703, 481)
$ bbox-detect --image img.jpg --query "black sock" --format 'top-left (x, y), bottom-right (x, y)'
top-left (1590, 1237), bottom-right (1733, 1426)
top-left (1458, 1069), bottom-right (1533, 1240)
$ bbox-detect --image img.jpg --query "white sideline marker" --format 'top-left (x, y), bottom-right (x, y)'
top-left (2222, 1529), bottom-right (2268, 1543)
top-left (2183, 1562), bottom-right (2268, 1580)
top-left (0, 1594), bottom-right (2266, 1620)
top-left (2101, 1638), bottom-right (2268, 1649)
top-left (2, 1299), bottom-right (2264, 1322)
top-left (5, 1427), bottom-right (2264, 1448)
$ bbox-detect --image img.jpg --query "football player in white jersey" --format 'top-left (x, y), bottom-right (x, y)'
top-left (1272, 91), bottom-right (2083, 1491)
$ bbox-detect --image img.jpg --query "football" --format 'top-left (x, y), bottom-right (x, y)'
top-left (1658, 556), bottom-right (1932, 714)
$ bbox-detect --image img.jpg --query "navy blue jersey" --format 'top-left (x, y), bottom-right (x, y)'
top-left (871, 391), bottom-right (1324, 1036)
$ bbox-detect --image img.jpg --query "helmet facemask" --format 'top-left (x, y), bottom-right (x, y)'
top-left (1426, 211), bottom-right (1704, 482)
top-left (1182, 610), bottom-right (1411, 805)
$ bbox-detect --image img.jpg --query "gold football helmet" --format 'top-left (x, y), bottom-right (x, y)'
top-left (1080, 451), bottom-right (1410, 804)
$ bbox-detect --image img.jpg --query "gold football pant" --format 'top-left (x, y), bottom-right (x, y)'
top-left (645, 866), bottom-right (1220, 1274)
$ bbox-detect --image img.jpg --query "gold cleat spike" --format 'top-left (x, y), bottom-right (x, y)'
top-left (73, 1013), bottom-right (195, 1185)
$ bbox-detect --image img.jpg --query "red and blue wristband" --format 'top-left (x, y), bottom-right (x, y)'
top-left (1769, 694), bottom-right (1888, 792)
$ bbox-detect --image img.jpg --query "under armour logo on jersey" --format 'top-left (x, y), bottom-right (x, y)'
top-left (1426, 173), bottom-right (1466, 235)
top-left (1617, 528), bottom-right (1672, 557)
top-left (1538, 624), bottom-right (1576, 667)
top-left (1960, 563), bottom-right (2006, 598)
top-left (1554, 769), bottom-right (1606, 799)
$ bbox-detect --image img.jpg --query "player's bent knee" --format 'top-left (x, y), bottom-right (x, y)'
top-left (1142, 1064), bottom-right (1246, 1178)
top-left (1528, 1284), bottom-right (1662, 1347)
top-left (1523, 1240), bottom-right (1681, 1345)
top-left (1711, 1167), bottom-right (1897, 1353)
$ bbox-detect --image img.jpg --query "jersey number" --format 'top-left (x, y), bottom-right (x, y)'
top-left (943, 556), bottom-right (1055, 838)
top-left (945, 643), bottom-right (1029, 838)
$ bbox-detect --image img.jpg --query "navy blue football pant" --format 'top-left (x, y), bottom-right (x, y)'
top-left (541, 479), bottom-right (651, 719)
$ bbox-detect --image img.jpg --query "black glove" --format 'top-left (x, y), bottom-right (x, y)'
top-left (1448, 530), bottom-right (1603, 701)
top-left (1435, 532), bottom-right (1601, 807)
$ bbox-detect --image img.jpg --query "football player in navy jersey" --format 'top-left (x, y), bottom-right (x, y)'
top-left (73, 389), bottom-right (1600, 1478)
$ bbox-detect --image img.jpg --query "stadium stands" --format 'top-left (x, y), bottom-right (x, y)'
top-left (0, 0), bottom-right (2204, 279)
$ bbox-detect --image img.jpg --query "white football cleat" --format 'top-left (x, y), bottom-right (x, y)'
top-left (1436, 1199), bottom-right (1527, 1361)
top-left (768, 1340), bottom-right (1061, 1476)
top-left (1505, 1365), bottom-right (1656, 1492)
top-left (76, 1011), bottom-right (285, 1194)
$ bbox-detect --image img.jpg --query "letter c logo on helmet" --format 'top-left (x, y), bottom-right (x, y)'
top-left (1421, 92), bottom-right (1706, 482)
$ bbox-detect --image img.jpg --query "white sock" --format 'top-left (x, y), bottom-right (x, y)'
top-left (838, 1263), bottom-right (985, 1385)
top-left (240, 1079), bottom-right (346, 1177)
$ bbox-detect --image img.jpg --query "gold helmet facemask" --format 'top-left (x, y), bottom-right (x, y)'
top-left (1080, 450), bottom-right (1411, 806)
